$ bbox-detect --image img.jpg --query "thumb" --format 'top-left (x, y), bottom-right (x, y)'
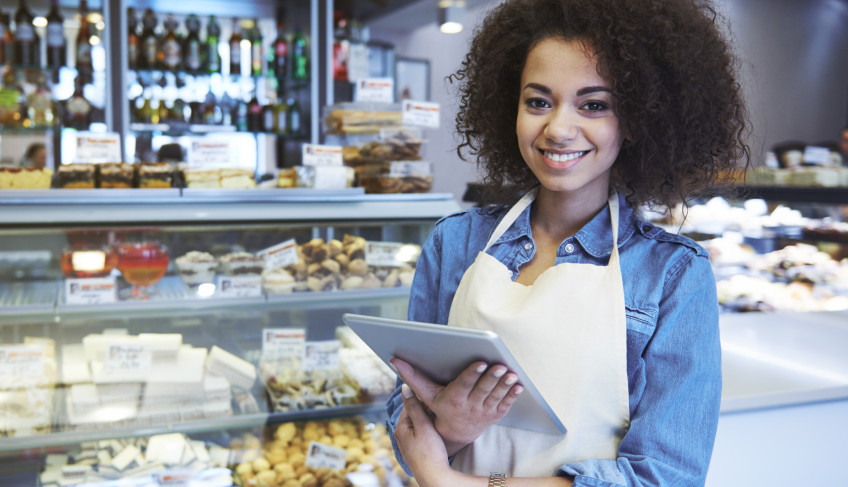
top-left (401, 383), bottom-right (432, 429)
top-left (392, 358), bottom-right (441, 407)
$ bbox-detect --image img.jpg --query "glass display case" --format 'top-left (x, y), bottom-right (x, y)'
top-left (0, 189), bottom-right (458, 486)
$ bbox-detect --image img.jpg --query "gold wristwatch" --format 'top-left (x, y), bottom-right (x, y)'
top-left (488, 472), bottom-right (507, 486)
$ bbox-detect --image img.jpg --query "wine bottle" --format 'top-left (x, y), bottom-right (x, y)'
top-left (14, 0), bottom-right (37, 67)
top-left (161, 14), bottom-right (181, 72)
top-left (205, 15), bottom-right (221, 74)
top-left (46, 0), bottom-right (66, 70)
top-left (139, 8), bottom-right (158, 70)
top-left (127, 7), bottom-right (139, 70)
top-left (291, 26), bottom-right (307, 80)
top-left (183, 14), bottom-right (202, 73)
top-left (229, 18), bottom-right (242, 77)
top-left (76, 0), bottom-right (93, 83)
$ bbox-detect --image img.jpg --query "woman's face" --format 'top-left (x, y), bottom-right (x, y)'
top-left (516, 37), bottom-right (623, 200)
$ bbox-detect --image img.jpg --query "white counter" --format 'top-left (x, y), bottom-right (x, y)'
top-left (707, 311), bottom-right (848, 486)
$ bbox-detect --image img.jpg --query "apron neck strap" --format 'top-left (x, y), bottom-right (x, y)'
top-left (485, 190), bottom-right (620, 253)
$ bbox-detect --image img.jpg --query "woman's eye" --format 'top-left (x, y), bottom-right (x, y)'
top-left (582, 101), bottom-right (608, 111)
top-left (525, 98), bottom-right (550, 109)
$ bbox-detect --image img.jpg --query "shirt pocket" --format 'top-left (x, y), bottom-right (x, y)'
top-left (625, 305), bottom-right (657, 337)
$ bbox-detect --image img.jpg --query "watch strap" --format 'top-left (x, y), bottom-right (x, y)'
top-left (488, 472), bottom-right (507, 487)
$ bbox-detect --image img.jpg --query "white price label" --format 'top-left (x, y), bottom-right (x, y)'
top-left (258, 239), bottom-right (299, 270)
top-left (0, 346), bottom-right (44, 377)
top-left (104, 343), bottom-right (153, 373)
top-left (303, 341), bottom-right (340, 372)
top-left (155, 469), bottom-right (193, 485)
top-left (65, 277), bottom-right (117, 305)
top-left (305, 441), bottom-right (348, 470)
top-left (803, 145), bottom-right (831, 166)
top-left (262, 328), bottom-right (306, 360)
top-left (216, 275), bottom-right (262, 298)
top-left (189, 139), bottom-right (232, 167)
top-left (354, 78), bottom-right (395, 103)
top-left (302, 144), bottom-right (344, 166)
top-left (389, 161), bottom-right (431, 177)
top-left (365, 241), bottom-right (405, 267)
top-left (347, 43), bottom-right (370, 82)
top-left (75, 132), bottom-right (122, 163)
top-left (402, 100), bottom-right (440, 128)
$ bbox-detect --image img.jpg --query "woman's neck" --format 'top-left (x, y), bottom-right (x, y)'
top-left (530, 187), bottom-right (610, 243)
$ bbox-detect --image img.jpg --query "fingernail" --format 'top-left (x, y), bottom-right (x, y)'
top-left (492, 367), bottom-right (506, 378)
top-left (476, 363), bottom-right (487, 373)
top-left (388, 359), bottom-right (399, 373)
top-left (504, 374), bottom-right (517, 385)
top-left (513, 385), bottom-right (524, 395)
top-left (402, 383), bottom-right (413, 398)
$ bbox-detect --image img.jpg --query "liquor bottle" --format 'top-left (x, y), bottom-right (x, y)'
top-left (161, 14), bottom-right (181, 72)
top-left (229, 19), bottom-right (242, 77)
top-left (0, 65), bottom-right (23, 127)
top-left (220, 90), bottom-right (232, 126)
top-left (170, 97), bottom-right (187, 123)
top-left (273, 96), bottom-right (287, 134)
top-left (137, 95), bottom-right (153, 123)
top-left (205, 15), bottom-right (221, 74)
top-left (291, 27), bottom-right (308, 80)
top-left (27, 73), bottom-right (55, 127)
top-left (246, 92), bottom-right (262, 132)
top-left (261, 92), bottom-right (275, 133)
top-left (46, 0), bottom-right (66, 70)
top-left (332, 10), bottom-right (348, 82)
top-left (203, 90), bottom-right (222, 124)
top-left (249, 19), bottom-right (263, 77)
top-left (76, 0), bottom-right (93, 83)
top-left (139, 8), bottom-right (159, 70)
top-left (271, 18), bottom-right (288, 82)
top-left (286, 96), bottom-right (301, 136)
top-left (0, 12), bottom-right (10, 65)
top-left (14, 0), bottom-right (37, 67)
top-left (157, 98), bottom-right (170, 124)
top-left (127, 7), bottom-right (139, 70)
top-left (232, 98), bottom-right (247, 131)
top-left (65, 77), bottom-right (92, 130)
top-left (183, 14), bottom-right (202, 73)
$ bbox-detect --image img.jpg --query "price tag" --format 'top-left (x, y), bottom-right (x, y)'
top-left (188, 139), bottom-right (232, 167)
top-left (305, 441), bottom-right (347, 470)
top-left (104, 343), bottom-right (153, 373)
top-left (65, 276), bottom-right (117, 305)
top-left (402, 100), bottom-right (440, 128)
top-left (0, 346), bottom-right (44, 377)
top-left (389, 161), bottom-right (431, 177)
top-left (354, 78), bottom-right (395, 103)
top-left (155, 469), bottom-right (192, 485)
top-left (348, 43), bottom-right (370, 82)
top-left (803, 145), bottom-right (831, 166)
top-left (313, 166), bottom-right (349, 190)
top-left (75, 132), bottom-right (122, 163)
top-left (216, 275), bottom-right (262, 298)
top-left (365, 241), bottom-right (405, 267)
top-left (262, 328), bottom-right (306, 360)
top-left (258, 239), bottom-right (299, 270)
top-left (302, 144), bottom-right (344, 166)
top-left (303, 340), bottom-right (340, 372)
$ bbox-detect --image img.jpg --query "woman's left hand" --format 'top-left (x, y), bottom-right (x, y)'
top-left (395, 384), bottom-right (458, 486)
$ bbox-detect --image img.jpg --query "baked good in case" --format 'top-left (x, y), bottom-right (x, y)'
top-left (183, 168), bottom-right (221, 188)
top-left (262, 268), bottom-right (295, 294)
top-left (175, 251), bottom-right (218, 288)
top-left (138, 162), bottom-right (173, 188)
top-left (97, 163), bottom-right (134, 188)
top-left (220, 252), bottom-right (266, 276)
top-left (57, 164), bottom-right (95, 189)
top-left (220, 168), bottom-right (256, 189)
top-left (0, 167), bottom-right (54, 189)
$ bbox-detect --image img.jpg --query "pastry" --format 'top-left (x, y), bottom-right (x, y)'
top-left (97, 163), bottom-right (134, 188)
top-left (220, 168), bottom-right (256, 189)
top-left (263, 268), bottom-right (296, 294)
top-left (0, 167), bottom-right (54, 189)
top-left (57, 163), bottom-right (95, 189)
top-left (175, 251), bottom-right (218, 288)
top-left (277, 168), bottom-right (297, 188)
top-left (220, 252), bottom-right (266, 276)
top-left (137, 162), bottom-right (172, 188)
top-left (183, 168), bottom-right (220, 188)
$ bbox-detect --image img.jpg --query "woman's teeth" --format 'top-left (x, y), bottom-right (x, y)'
top-left (544, 150), bottom-right (587, 162)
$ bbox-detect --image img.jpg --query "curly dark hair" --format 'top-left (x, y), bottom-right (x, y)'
top-left (451, 0), bottom-right (751, 209)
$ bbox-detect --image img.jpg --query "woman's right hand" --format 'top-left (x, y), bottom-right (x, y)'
top-left (391, 357), bottom-right (524, 455)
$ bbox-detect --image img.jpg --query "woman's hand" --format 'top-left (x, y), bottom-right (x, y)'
top-left (391, 357), bottom-right (523, 455)
top-left (395, 383), bottom-right (457, 487)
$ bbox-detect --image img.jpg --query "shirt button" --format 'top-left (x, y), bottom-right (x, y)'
top-left (564, 243), bottom-right (575, 253)
top-left (523, 242), bottom-right (532, 251)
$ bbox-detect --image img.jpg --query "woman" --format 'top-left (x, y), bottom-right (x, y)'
top-left (385, 0), bottom-right (750, 486)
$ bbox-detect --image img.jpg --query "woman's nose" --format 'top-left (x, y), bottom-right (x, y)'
top-left (544, 108), bottom-right (579, 143)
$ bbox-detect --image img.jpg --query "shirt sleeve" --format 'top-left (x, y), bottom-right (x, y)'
top-left (385, 226), bottom-right (444, 476)
top-left (560, 252), bottom-right (722, 487)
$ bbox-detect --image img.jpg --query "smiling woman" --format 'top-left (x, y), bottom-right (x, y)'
top-left (384, 1), bottom-right (752, 487)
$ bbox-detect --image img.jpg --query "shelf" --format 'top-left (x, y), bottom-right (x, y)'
top-left (0, 190), bottom-right (461, 226)
top-left (736, 185), bottom-right (848, 205)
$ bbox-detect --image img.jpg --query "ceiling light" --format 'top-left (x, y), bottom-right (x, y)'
top-left (438, 1), bottom-right (465, 34)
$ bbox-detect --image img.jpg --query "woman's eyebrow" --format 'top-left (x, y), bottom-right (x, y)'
top-left (576, 86), bottom-right (611, 96)
top-left (523, 82), bottom-right (551, 94)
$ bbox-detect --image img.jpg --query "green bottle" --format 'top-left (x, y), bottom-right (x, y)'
top-left (206, 15), bottom-right (221, 74)
top-left (291, 27), bottom-right (308, 80)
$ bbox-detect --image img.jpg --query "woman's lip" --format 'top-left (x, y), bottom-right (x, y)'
top-left (538, 149), bottom-right (591, 169)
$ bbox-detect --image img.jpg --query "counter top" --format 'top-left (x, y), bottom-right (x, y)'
top-left (719, 311), bottom-right (848, 413)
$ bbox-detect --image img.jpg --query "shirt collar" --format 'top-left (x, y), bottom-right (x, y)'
top-left (493, 191), bottom-right (636, 258)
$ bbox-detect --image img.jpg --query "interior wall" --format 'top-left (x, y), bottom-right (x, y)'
top-left (370, 0), bottom-right (848, 206)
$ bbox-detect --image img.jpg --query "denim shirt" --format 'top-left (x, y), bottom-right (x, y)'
top-left (386, 192), bottom-right (722, 487)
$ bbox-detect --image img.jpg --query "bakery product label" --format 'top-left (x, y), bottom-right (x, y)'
top-left (75, 132), bottom-right (122, 163)
top-left (402, 99), bottom-right (440, 128)
top-left (365, 241), bottom-right (407, 267)
top-left (65, 276), bottom-right (117, 305)
top-left (0, 346), bottom-right (44, 377)
top-left (104, 343), bottom-right (152, 374)
top-left (304, 341), bottom-right (341, 372)
top-left (216, 275), bottom-right (262, 297)
top-left (258, 239), bottom-right (299, 270)
top-left (305, 441), bottom-right (347, 470)
top-left (302, 144), bottom-right (344, 166)
top-left (354, 78), bottom-right (395, 103)
top-left (262, 328), bottom-right (306, 361)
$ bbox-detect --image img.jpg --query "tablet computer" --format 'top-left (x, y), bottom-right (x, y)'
top-left (342, 313), bottom-right (566, 435)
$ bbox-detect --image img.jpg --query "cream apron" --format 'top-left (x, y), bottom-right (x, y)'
top-left (447, 190), bottom-right (630, 477)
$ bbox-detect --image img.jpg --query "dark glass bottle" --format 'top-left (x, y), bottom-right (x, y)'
top-left (250, 19), bottom-right (262, 77)
top-left (76, 0), bottom-right (93, 83)
top-left (232, 98), bottom-right (247, 131)
top-left (271, 19), bottom-right (288, 82)
top-left (291, 26), bottom-right (307, 80)
top-left (65, 77), bottom-right (92, 130)
top-left (14, 0), bottom-right (38, 67)
top-left (139, 8), bottom-right (158, 70)
top-left (246, 93), bottom-right (262, 132)
top-left (205, 15), bottom-right (221, 74)
top-left (127, 7), bottom-right (139, 70)
top-left (228, 18), bottom-right (242, 76)
top-left (183, 14), bottom-right (202, 73)
top-left (46, 0), bottom-right (66, 70)
top-left (0, 12), bottom-right (11, 65)
top-left (161, 14), bottom-right (181, 72)
top-left (286, 96), bottom-right (301, 136)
